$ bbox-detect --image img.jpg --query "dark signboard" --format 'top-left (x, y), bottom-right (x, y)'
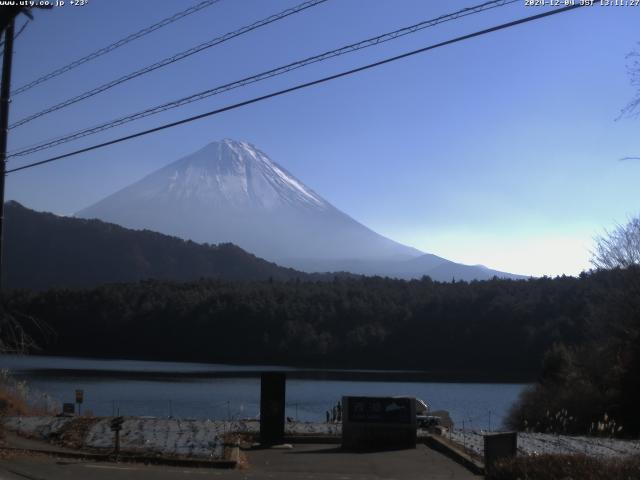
top-left (347, 396), bottom-right (412, 424)
top-left (484, 432), bottom-right (518, 474)
top-left (62, 403), bottom-right (75, 414)
top-left (110, 416), bottom-right (124, 432)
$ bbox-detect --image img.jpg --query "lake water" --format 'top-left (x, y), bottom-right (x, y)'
top-left (0, 355), bottom-right (528, 430)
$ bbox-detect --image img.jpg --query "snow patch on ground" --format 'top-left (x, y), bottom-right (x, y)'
top-left (4, 417), bottom-right (342, 459)
top-left (4, 416), bottom-right (73, 440)
top-left (13, 416), bottom-right (636, 461)
top-left (448, 429), bottom-right (640, 458)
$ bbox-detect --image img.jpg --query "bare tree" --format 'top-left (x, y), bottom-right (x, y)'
top-left (591, 216), bottom-right (640, 269)
top-left (0, 306), bottom-right (40, 354)
top-left (620, 44), bottom-right (640, 119)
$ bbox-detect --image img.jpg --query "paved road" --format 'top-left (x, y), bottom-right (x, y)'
top-left (244, 443), bottom-right (479, 479)
top-left (0, 444), bottom-right (480, 480)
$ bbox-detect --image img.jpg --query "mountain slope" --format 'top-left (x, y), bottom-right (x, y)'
top-left (76, 139), bottom-right (524, 281)
top-left (76, 139), bottom-right (422, 262)
top-left (288, 254), bottom-right (526, 281)
top-left (2, 201), bottom-right (321, 290)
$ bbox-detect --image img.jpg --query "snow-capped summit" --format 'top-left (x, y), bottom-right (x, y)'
top-left (163, 139), bottom-right (327, 211)
top-left (77, 139), bottom-right (524, 280)
top-left (76, 139), bottom-right (422, 263)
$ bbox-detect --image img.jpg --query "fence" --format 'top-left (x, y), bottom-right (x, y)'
top-left (44, 396), bottom-right (345, 424)
top-left (448, 409), bottom-right (499, 458)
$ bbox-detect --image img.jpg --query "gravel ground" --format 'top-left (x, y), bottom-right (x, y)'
top-left (3, 417), bottom-right (342, 459)
top-left (11, 417), bottom-right (636, 461)
top-left (447, 429), bottom-right (640, 458)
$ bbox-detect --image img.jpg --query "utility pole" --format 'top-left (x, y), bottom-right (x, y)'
top-left (0, 18), bottom-right (15, 292)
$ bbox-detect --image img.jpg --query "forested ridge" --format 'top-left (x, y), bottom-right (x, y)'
top-left (3, 265), bottom-right (639, 435)
top-left (3, 270), bottom-right (623, 378)
top-left (2, 201), bottom-right (330, 289)
top-left (4, 202), bottom-right (638, 435)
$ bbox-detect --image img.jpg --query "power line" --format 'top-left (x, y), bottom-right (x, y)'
top-left (9, 0), bottom-right (328, 130)
top-left (14, 19), bottom-right (28, 39)
top-left (0, 19), bottom-right (29, 48)
top-left (10, 0), bottom-right (222, 96)
top-left (8, 0), bottom-right (517, 158)
top-left (0, 19), bottom-right (28, 63)
top-left (6, 4), bottom-right (586, 175)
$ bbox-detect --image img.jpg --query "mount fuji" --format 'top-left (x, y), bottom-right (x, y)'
top-left (77, 139), bottom-right (523, 281)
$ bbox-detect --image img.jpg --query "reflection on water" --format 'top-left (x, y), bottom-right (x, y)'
top-left (0, 355), bottom-right (527, 430)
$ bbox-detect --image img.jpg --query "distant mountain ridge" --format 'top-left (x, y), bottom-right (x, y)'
top-left (2, 201), bottom-right (325, 290)
top-left (76, 139), bottom-right (525, 281)
top-left (77, 139), bottom-right (422, 263)
top-left (290, 255), bottom-right (526, 281)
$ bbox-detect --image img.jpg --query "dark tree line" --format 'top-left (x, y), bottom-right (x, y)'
top-left (507, 242), bottom-right (640, 437)
top-left (2, 201), bottom-right (333, 290)
top-left (3, 266), bottom-right (639, 435)
top-left (497, 43), bottom-right (640, 438)
top-left (4, 199), bottom-right (640, 435)
top-left (0, 271), bottom-right (620, 377)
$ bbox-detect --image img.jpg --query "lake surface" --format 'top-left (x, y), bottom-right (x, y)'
top-left (0, 355), bottom-right (527, 430)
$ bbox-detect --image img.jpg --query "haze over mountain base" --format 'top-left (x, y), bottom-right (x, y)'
top-left (3, 201), bottom-right (328, 290)
top-left (76, 139), bottom-right (524, 281)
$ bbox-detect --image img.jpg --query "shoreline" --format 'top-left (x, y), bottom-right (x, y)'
top-left (2, 353), bottom-right (535, 384)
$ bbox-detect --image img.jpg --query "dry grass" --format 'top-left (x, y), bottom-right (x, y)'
top-left (0, 369), bottom-right (60, 444)
top-left (0, 388), bottom-right (31, 445)
top-left (0, 369), bottom-right (59, 418)
top-left (0, 389), bottom-right (31, 417)
top-left (488, 453), bottom-right (640, 480)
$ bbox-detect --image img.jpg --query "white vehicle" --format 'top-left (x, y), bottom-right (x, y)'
top-left (393, 396), bottom-right (441, 428)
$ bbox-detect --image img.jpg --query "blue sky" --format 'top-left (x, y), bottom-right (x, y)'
top-left (4, 0), bottom-right (639, 277)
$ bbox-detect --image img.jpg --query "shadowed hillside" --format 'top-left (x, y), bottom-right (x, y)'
top-left (2, 201), bottom-right (325, 289)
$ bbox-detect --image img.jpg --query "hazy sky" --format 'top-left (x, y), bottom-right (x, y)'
top-left (4, 0), bottom-right (639, 277)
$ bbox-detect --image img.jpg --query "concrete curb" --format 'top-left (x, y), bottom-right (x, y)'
top-left (0, 446), bottom-right (237, 469)
top-left (424, 434), bottom-right (485, 476)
